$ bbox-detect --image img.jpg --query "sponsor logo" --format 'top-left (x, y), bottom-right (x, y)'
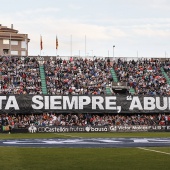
top-left (90, 127), bottom-right (108, 132)
top-left (28, 125), bottom-right (37, 133)
top-left (37, 127), bottom-right (69, 133)
top-left (110, 126), bottom-right (117, 132)
top-left (85, 126), bottom-right (90, 132)
top-left (28, 126), bottom-right (109, 133)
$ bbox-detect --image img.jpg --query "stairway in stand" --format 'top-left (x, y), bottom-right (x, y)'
top-left (129, 87), bottom-right (135, 95)
top-left (110, 68), bottom-right (118, 82)
top-left (105, 85), bottom-right (112, 95)
top-left (161, 67), bottom-right (170, 85)
top-left (39, 65), bottom-right (48, 95)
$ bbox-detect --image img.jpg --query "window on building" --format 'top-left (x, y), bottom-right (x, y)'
top-left (21, 51), bottom-right (26, 56)
top-left (3, 49), bottom-right (9, 54)
top-left (3, 40), bottom-right (9, 44)
top-left (11, 51), bottom-right (18, 55)
top-left (21, 41), bottom-right (27, 49)
top-left (11, 41), bottom-right (18, 45)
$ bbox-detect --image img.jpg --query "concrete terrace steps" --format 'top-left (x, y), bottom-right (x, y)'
top-left (129, 87), bottom-right (135, 95)
top-left (110, 68), bottom-right (118, 83)
top-left (106, 86), bottom-right (112, 95)
top-left (161, 67), bottom-right (170, 85)
top-left (39, 65), bottom-right (48, 94)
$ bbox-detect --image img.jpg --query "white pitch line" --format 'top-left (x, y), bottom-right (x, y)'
top-left (138, 147), bottom-right (170, 155)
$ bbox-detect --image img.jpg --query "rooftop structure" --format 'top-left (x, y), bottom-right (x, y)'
top-left (0, 24), bottom-right (30, 56)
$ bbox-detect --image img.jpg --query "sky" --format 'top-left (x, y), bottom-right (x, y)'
top-left (0, 0), bottom-right (170, 58)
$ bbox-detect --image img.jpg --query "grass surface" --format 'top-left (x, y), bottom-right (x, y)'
top-left (0, 147), bottom-right (170, 170)
top-left (0, 132), bottom-right (170, 170)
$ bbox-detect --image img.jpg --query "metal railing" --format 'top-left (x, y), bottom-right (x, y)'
top-left (1, 55), bottom-right (170, 63)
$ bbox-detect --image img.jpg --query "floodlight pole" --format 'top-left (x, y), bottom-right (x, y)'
top-left (113, 45), bottom-right (115, 57)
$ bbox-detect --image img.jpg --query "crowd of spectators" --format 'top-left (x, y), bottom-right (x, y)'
top-left (1, 113), bottom-right (170, 128)
top-left (44, 57), bottom-right (112, 95)
top-left (113, 58), bottom-right (170, 95)
top-left (0, 56), bottom-right (42, 94)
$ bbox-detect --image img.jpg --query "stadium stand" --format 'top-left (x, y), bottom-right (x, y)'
top-left (1, 113), bottom-right (170, 128)
top-left (0, 56), bottom-right (42, 94)
top-left (44, 58), bottom-right (112, 95)
top-left (113, 58), bottom-right (170, 95)
top-left (2, 56), bottom-right (170, 96)
top-left (1, 56), bottom-right (170, 128)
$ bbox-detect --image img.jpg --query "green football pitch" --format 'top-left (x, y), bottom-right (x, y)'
top-left (0, 132), bottom-right (170, 170)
